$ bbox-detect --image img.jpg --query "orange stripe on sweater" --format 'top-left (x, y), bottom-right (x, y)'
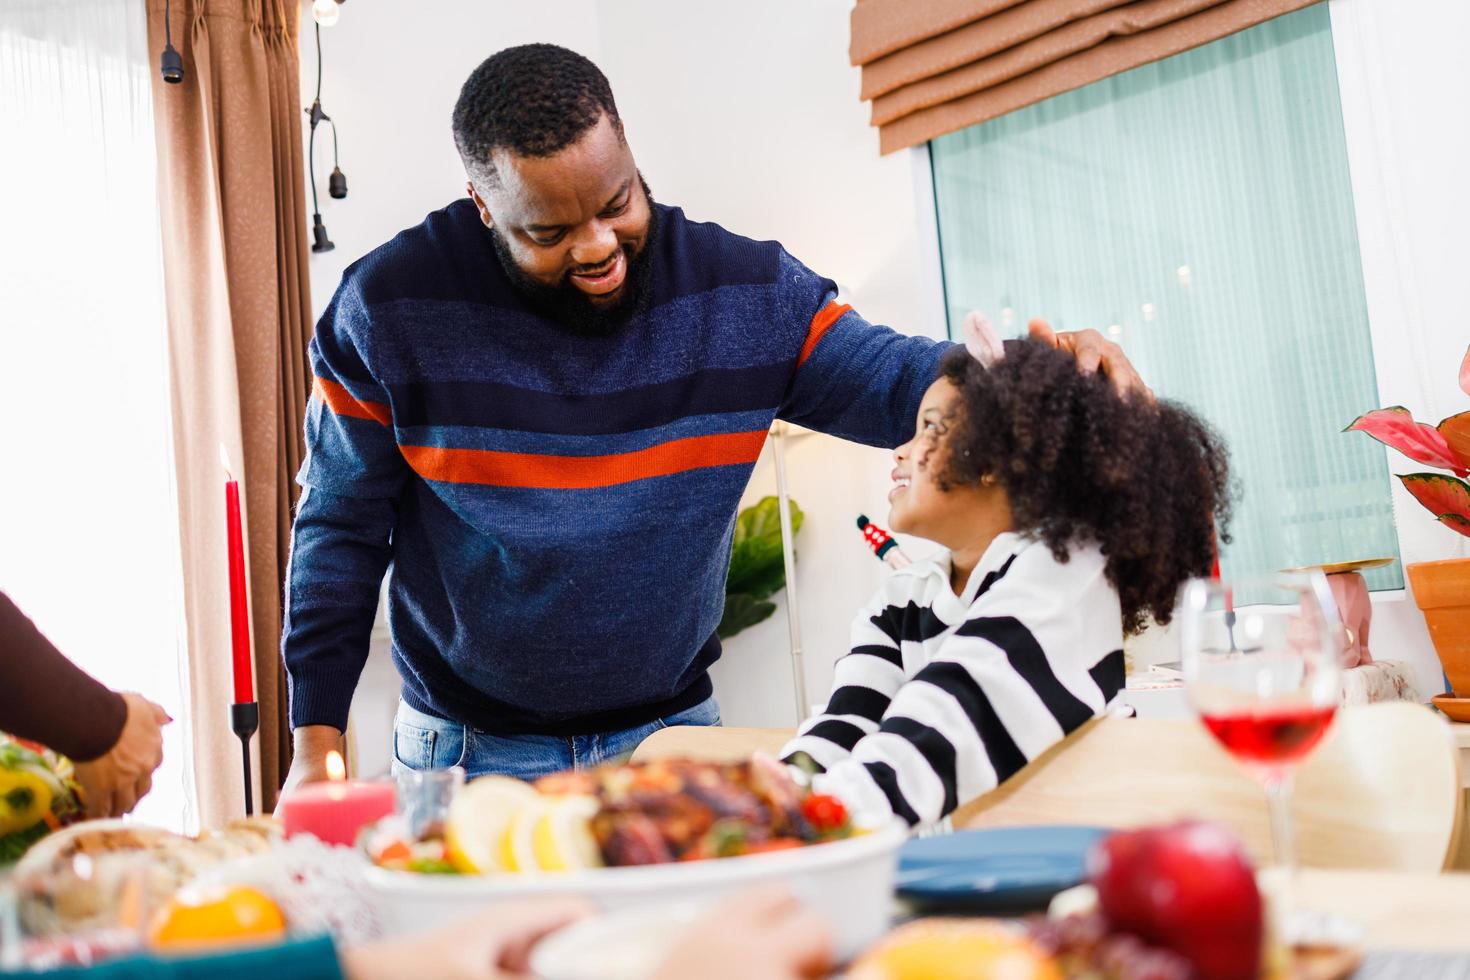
top-left (399, 430), bottom-right (769, 490)
top-left (797, 300), bottom-right (852, 367)
top-left (314, 376), bottom-right (392, 426)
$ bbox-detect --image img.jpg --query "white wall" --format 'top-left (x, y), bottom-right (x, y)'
top-left (1327, 0), bottom-right (1470, 698)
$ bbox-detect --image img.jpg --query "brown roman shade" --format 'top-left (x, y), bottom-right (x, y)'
top-left (851, 0), bottom-right (1322, 154)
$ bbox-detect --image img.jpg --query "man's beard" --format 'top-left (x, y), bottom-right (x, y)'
top-left (489, 178), bottom-right (658, 338)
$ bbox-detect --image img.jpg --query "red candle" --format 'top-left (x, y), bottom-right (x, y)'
top-left (225, 469), bottom-right (253, 705)
top-left (279, 752), bottom-right (396, 847)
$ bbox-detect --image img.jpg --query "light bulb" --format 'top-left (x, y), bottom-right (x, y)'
top-left (312, 0), bottom-right (339, 27)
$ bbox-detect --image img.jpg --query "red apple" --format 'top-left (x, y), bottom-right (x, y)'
top-left (1087, 821), bottom-right (1263, 980)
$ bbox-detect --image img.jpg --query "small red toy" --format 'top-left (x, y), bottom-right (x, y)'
top-left (856, 515), bottom-right (911, 569)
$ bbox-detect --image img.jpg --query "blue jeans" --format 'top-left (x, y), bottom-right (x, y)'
top-left (390, 696), bottom-right (722, 781)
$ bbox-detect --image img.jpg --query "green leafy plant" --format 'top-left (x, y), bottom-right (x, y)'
top-left (718, 496), bottom-right (803, 640)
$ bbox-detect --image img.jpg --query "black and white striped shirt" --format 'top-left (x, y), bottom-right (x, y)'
top-left (782, 532), bottom-right (1125, 827)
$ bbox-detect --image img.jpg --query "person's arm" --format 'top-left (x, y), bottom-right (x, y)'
top-left (280, 283), bottom-right (406, 795)
top-left (0, 592), bottom-right (127, 761)
top-left (0, 592), bottom-right (170, 817)
top-left (780, 577), bottom-right (912, 772)
top-left (810, 551), bottom-right (1118, 827)
top-left (773, 254), bottom-right (1150, 449)
top-left (773, 250), bottom-right (948, 449)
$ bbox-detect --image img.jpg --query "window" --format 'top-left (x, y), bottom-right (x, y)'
top-left (0, 0), bottom-right (192, 829)
top-left (929, 4), bottom-right (1402, 591)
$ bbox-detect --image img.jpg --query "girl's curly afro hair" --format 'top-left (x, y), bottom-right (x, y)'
top-left (935, 338), bottom-right (1234, 634)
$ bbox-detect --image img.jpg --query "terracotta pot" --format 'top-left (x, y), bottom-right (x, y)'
top-left (1407, 557), bottom-right (1470, 696)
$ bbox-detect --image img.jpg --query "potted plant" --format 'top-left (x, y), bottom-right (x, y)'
top-left (1346, 345), bottom-right (1470, 695)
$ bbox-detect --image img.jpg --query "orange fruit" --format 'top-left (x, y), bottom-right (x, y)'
top-left (849, 919), bottom-right (1062, 980)
top-left (148, 885), bottom-right (286, 949)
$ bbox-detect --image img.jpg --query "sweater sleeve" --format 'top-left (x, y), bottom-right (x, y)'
top-left (0, 592), bottom-right (126, 762)
top-left (1, 935), bottom-right (345, 980)
top-left (774, 250), bottom-right (950, 449)
top-left (282, 282), bottom-right (406, 732)
top-left (780, 578), bottom-right (911, 771)
top-left (806, 553), bottom-right (1121, 827)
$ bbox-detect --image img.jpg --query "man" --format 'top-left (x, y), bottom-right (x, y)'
top-left (281, 44), bottom-right (1141, 790)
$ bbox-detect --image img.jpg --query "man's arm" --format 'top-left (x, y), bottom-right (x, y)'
top-left (774, 253), bottom-right (1150, 448)
top-left (773, 251), bottom-right (946, 448)
top-left (279, 283), bottom-right (406, 798)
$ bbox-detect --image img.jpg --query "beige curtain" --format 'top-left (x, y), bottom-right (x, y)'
top-left (851, 0), bottom-right (1321, 153)
top-left (146, 0), bottom-right (312, 825)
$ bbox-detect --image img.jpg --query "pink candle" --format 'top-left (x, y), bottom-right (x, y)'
top-left (278, 753), bottom-right (395, 847)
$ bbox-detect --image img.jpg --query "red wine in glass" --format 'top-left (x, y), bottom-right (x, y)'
top-left (1179, 571), bottom-right (1343, 909)
top-left (1200, 704), bottom-right (1337, 769)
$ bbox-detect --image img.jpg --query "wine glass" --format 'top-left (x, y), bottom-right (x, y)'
top-left (1177, 572), bottom-right (1342, 883)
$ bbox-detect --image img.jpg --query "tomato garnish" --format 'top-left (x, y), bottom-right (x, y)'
top-left (800, 793), bottom-right (848, 833)
top-left (374, 839), bottom-right (412, 864)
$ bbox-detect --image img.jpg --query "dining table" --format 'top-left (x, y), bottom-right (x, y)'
top-left (633, 724), bottom-right (1470, 966)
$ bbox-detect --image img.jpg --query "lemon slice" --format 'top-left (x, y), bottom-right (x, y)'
top-left (443, 776), bottom-right (538, 874)
top-left (530, 795), bottom-right (602, 871)
top-left (500, 797), bottom-right (549, 873)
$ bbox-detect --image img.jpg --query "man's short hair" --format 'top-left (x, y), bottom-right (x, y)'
top-left (452, 43), bottom-right (623, 188)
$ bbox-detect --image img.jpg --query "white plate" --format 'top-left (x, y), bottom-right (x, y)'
top-left (365, 821), bottom-right (907, 962)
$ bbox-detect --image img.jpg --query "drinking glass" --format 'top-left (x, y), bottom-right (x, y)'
top-left (1177, 572), bottom-right (1342, 878)
top-left (395, 765), bottom-right (465, 841)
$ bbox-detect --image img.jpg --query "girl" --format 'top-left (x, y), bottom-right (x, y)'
top-left (783, 320), bottom-right (1233, 827)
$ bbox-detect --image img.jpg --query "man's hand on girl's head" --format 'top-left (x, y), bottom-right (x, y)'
top-left (1027, 318), bottom-right (1154, 401)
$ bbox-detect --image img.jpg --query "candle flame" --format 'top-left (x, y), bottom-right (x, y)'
top-left (325, 750), bottom-right (346, 782)
top-left (219, 442), bottom-right (234, 483)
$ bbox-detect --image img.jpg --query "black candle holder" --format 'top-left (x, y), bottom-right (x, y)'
top-left (231, 701), bottom-right (259, 816)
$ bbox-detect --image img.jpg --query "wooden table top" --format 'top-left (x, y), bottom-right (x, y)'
top-left (1294, 869), bottom-right (1470, 952)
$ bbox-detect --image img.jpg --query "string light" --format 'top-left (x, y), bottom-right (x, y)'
top-left (312, 0), bottom-right (340, 27)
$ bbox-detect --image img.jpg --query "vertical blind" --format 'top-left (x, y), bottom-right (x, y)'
top-left (929, 5), bottom-right (1402, 590)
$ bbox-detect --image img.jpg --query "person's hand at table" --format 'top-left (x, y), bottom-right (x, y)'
top-left (72, 692), bottom-right (169, 818)
top-left (653, 887), bottom-right (833, 980)
top-left (275, 724), bottom-right (344, 812)
top-left (1027, 318), bottom-right (1153, 400)
top-left (339, 897), bottom-right (591, 980)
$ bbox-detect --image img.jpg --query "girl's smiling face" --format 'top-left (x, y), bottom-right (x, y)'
top-left (888, 378), bottom-right (1009, 549)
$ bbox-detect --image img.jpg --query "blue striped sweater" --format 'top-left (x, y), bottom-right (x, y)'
top-left (283, 200), bottom-right (947, 735)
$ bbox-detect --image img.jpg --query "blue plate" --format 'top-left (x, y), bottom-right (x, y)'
top-left (896, 825), bottom-right (1109, 912)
